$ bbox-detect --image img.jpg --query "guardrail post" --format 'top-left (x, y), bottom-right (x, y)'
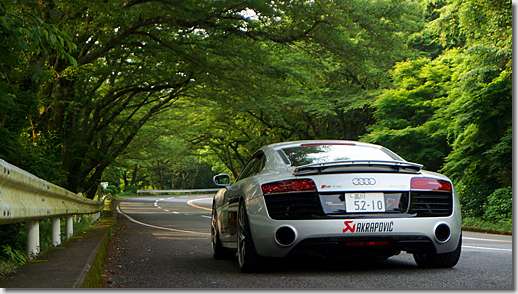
top-left (26, 220), bottom-right (40, 260)
top-left (66, 215), bottom-right (74, 239)
top-left (51, 217), bottom-right (61, 246)
top-left (92, 212), bottom-right (100, 222)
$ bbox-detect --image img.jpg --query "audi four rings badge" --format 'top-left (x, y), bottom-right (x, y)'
top-left (352, 178), bottom-right (376, 185)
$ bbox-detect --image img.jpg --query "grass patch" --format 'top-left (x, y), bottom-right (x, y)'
top-left (0, 260), bottom-right (18, 278)
top-left (108, 191), bottom-right (136, 199)
top-left (462, 217), bottom-right (512, 235)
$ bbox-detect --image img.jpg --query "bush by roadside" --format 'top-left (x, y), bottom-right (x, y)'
top-left (460, 187), bottom-right (512, 236)
top-left (462, 217), bottom-right (512, 235)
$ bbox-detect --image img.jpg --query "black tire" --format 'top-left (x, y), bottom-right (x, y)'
top-left (237, 199), bottom-right (264, 273)
top-left (211, 204), bottom-right (235, 260)
top-left (414, 234), bottom-right (462, 268)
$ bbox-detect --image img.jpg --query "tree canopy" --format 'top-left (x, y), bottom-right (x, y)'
top-left (0, 0), bottom-right (511, 220)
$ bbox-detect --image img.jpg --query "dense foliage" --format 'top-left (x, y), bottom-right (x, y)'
top-left (0, 0), bottom-right (512, 221)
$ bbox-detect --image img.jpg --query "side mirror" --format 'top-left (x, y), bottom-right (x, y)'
top-left (213, 174), bottom-right (231, 187)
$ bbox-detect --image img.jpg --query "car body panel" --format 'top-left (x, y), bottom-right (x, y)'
top-left (212, 140), bottom-right (462, 266)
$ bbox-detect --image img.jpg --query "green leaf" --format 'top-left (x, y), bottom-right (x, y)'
top-left (49, 34), bottom-right (57, 45)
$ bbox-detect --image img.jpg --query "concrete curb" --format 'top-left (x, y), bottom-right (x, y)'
top-left (73, 224), bottom-right (109, 288)
top-left (78, 212), bottom-right (115, 288)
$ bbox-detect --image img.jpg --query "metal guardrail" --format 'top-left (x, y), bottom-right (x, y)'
top-left (137, 188), bottom-right (221, 194)
top-left (0, 159), bottom-right (105, 259)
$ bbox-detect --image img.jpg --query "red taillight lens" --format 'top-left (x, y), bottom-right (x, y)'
top-left (261, 179), bottom-right (317, 195)
top-left (411, 177), bottom-right (452, 191)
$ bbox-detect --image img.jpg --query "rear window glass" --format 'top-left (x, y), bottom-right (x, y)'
top-left (281, 144), bottom-right (400, 166)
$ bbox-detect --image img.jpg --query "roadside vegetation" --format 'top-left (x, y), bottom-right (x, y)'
top-left (0, 0), bottom-right (511, 276)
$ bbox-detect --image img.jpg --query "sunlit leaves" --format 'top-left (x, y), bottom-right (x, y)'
top-left (364, 50), bottom-right (463, 171)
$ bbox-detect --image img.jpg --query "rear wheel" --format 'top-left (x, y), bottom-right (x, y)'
top-left (211, 204), bottom-right (234, 260)
top-left (414, 234), bottom-right (462, 268)
top-left (237, 199), bottom-right (264, 273)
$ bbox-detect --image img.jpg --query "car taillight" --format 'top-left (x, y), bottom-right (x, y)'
top-left (261, 179), bottom-right (317, 195)
top-left (411, 177), bottom-right (452, 191)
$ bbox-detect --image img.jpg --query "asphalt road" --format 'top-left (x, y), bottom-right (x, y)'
top-left (101, 195), bottom-right (513, 289)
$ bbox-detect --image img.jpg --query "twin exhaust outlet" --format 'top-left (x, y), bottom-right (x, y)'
top-left (274, 223), bottom-right (452, 247)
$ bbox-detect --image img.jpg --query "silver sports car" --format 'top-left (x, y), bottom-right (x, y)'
top-left (211, 140), bottom-right (461, 272)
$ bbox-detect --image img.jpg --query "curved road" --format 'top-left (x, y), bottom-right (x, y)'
top-left (101, 195), bottom-right (513, 289)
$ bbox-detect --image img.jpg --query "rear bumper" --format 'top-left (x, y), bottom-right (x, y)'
top-left (246, 196), bottom-right (462, 258)
top-left (287, 235), bottom-right (435, 259)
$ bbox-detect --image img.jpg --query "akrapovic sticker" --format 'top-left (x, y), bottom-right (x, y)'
top-left (343, 221), bottom-right (394, 233)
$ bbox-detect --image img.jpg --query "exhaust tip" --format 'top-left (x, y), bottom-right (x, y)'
top-left (275, 226), bottom-right (296, 246)
top-left (435, 224), bottom-right (451, 243)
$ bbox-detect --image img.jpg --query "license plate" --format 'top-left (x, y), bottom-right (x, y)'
top-left (345, 193), bottom-right (385, 213)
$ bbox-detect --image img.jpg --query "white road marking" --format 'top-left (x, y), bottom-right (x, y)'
top-left (462, 245), bottom-right (512, 252)
top-left (116, 204), bottom-right (210, 236)
top-left (463, 236), bottom-right (512, 243)
top-left (151, 196), bottom-right (212, 219)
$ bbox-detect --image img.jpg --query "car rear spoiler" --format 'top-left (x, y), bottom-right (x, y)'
top-left (293, 160), bottom-right (423, 175)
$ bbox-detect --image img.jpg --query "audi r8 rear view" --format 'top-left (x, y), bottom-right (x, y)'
top-left (211, 140), bottom-right (461, 273)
